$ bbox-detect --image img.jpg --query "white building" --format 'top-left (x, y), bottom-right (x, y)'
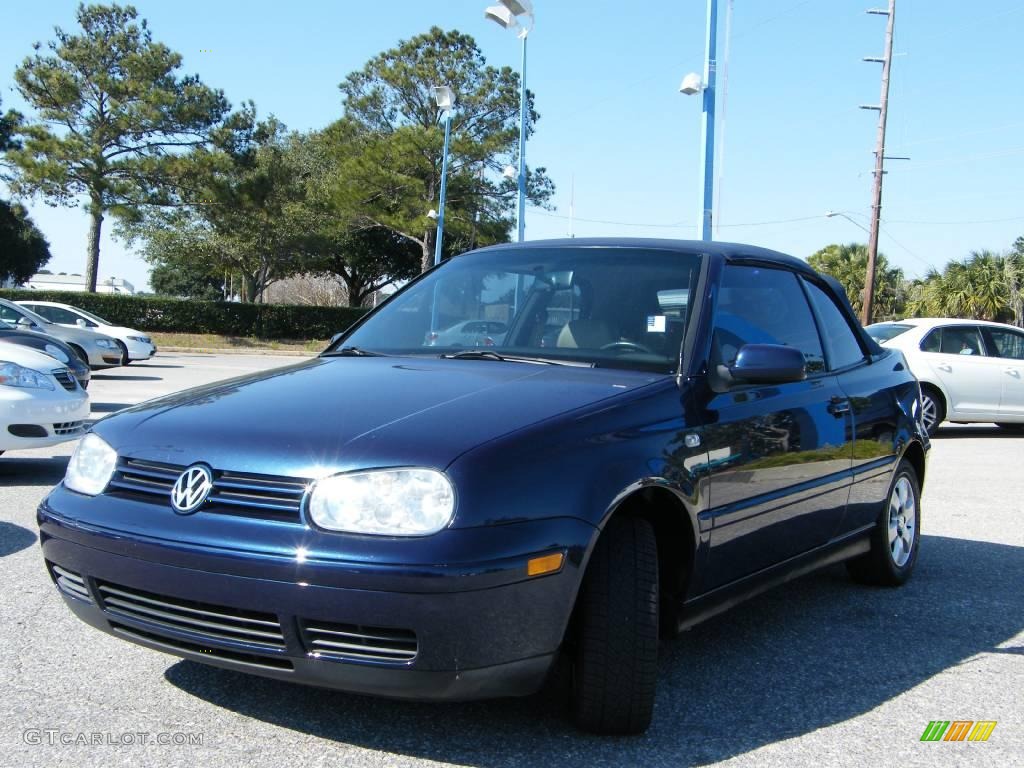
top-left (22, 273), bottom-right (136, 295)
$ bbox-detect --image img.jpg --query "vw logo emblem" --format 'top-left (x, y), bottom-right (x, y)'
top-left (170, 464), bottom-right (213, 514)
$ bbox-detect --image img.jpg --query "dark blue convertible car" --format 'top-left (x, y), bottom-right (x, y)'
top-left (39, 239), bottom-right (928, 734)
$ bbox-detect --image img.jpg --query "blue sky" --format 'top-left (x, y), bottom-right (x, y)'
top-left (2, 0), bottom-right (1023, 290)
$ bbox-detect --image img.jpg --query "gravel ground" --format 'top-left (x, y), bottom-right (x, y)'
top-left (1, 353), bottom-right (1020, 768)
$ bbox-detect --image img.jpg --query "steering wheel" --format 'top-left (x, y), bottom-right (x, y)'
top-left (600, 340), bottom-right (653, 354)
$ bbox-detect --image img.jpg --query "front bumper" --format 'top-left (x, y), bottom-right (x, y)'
top-left (38, 496), bottom-right (594, 701)
top-left (1, 388), bottom-right (89, 450)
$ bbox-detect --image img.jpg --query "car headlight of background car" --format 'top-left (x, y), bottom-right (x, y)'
top-left (93, 339), bottom-right (117, 349)
top-left (43, 344), bottom-right (71, 364)
top-left (65, 433), bottom-right (118, 496)
top-left (0, 362), bottom-right (55, 390)
top-left (127, 335), bottom-right (151, 344)
top-left (308, 468), bottom-right (456, 535)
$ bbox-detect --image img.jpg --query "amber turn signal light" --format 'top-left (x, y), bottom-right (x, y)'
top-left (527, 552), bottom-right (564, 577)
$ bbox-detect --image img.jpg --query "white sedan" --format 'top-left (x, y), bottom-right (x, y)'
top-left (1, 343), bottom-right (90, 454)
top-left (17, 300), bottom-right (156, 363)
top-left (867, 318), bottom-right (1024, 436)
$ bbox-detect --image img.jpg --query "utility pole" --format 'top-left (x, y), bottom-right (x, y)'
top-left (859, 0), bottom-right (896, 326)
top-left (699, 0), bottom-right (719, 241)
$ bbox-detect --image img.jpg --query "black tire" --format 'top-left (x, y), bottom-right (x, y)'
top-left (571, 516), bottom-right (659, 735)
top-left (115, 341), bottom-right (129, 366)
top-left (847, 460), bottom-right (921, 586)
top-left (69, 344), bottom-right (89, 366)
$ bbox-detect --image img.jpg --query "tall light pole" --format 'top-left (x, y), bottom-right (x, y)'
top-left (432, 85), bottom-right (455, 266)
top-left (680, 0), bottom-right (718, 241)
top-left (485, 1), bottom-right (534, 242)
top-left (859, 0), bottom-right (897, 326)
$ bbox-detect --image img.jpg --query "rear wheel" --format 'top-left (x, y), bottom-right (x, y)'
top-left (571, 516), bottom-right (659, 735)
top-left (919, 385), bottom-right (944, 437)
top-left (847, 460), bottom-right (921, 586)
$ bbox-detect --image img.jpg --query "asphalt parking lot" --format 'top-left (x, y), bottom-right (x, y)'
top-left (1, 353), bottom-right (1021, 768)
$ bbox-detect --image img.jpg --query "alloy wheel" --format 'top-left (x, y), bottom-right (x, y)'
top-left (888, 476), bottom-right (916, 567)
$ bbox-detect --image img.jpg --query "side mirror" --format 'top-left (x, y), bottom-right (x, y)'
top-left (76, 319), bottom-right (88, 328)
top-left (729, 344), bottom-right (806, 385)
top-left (16, 318), bottom-right (33, 329)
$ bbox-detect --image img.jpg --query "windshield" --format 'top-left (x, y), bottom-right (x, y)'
top-left (866, 323), bottom-right (913, 342)
top-left (336, 246), bottom-right (703, 373)
top-left (68, 306), bottom-right (112, 325)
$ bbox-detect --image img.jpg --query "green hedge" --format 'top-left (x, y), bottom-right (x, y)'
top-left (0, 289), bottom-right (368, 340)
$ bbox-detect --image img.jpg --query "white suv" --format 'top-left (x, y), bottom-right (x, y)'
top-left (867, 318), bottom-right (1024, 435)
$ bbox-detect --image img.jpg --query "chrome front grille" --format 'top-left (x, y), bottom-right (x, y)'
top-left (51, 368), bottom-right (77, 391)
top-left (106, 458), bottom-right (308, 522)
top-left (50, 564), bottom-right (93, 603)
top-left (53, 421), bottom-right (86, 436)
top-left (97, 581), bottom-right (287, 651)
top-left (301, 619), bottom-right (418, 663)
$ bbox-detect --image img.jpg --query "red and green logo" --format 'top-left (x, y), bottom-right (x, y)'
top-left (920, 721), bottom-right (997, 742)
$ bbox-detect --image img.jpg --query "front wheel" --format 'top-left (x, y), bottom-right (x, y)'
top-left (847, 460), bottom-right (921, 586)
top-left (571, 516), bottom-right (659, 735)
top-left (115, 341), bottom-right (129, 366)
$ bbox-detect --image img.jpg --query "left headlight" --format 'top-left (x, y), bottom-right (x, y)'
top-left (94, 339), bottom-right (116, 349)
top-left (0, 362), bottom-right (54, 390)
top-left (127, 335), bottom-right (149, 343)
top-left (65, 433), bottom-right (118, 496)
top-left (308, 468), bottom-right (456, 536)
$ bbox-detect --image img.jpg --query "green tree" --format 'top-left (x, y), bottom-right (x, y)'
top-left (0, 200), bottom-right (52, 285)
top-left (807, 243), bottom-right (906, 320)
top-left (332, 27), bottom-right (554, 272)
top-left (127, 118), bottom-right (307, 302)
top-left (8, 3), bottom-right (244, 292)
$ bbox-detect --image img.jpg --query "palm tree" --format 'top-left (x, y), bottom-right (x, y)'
top-left (806, 243), bottom-right (906, 320)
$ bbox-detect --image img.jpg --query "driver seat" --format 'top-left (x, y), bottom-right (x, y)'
top-left (556, 319), bottom-right (614, 349)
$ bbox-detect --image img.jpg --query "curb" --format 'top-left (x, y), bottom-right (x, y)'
top-left (157, 346), bottom-right (317, 357)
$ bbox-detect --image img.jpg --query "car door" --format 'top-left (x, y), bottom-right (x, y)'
top-left (918, 325), bottom-right (1003, 418)
top-left (980, 325), bottom-right (1024, 419)
top-left (803, 277), bottom-right (901, 533)
top-left (697, 264), bottom-right (854, 590)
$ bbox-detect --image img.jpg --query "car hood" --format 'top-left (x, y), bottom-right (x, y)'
top-left (94, 356), bottom-right (666, 478)
top-left (0, 339), bottom-right (68, 371)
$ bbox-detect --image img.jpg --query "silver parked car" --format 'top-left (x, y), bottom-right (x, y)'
top-left (0, 299), bottom-right (122, 369)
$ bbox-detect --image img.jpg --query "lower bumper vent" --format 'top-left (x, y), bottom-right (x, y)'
top-left (301, 619), bottom-right (418, 663)
top-left (50, 564), bottom-right (93, 603)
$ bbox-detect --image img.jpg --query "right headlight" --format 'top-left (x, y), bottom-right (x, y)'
top-left (0, 362), bottom-right (54, 390)
top-left (65, 433), bottom-right (118, 496)
top-left (307, 468), bottom-right (456, 535)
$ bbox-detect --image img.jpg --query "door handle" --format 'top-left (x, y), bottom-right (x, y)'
top-left (828, 396), bottom-right (851, 416)
top-left (1007, 367), bottom-right (1021, 377)
top-left (937, 363), bottom-right (953, 372)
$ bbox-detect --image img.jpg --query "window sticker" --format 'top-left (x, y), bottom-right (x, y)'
top-left (647, 315), bottom-right (667, 333)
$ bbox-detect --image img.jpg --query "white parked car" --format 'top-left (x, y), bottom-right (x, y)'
top-left (867, 318), bottom-right (1024, 436)
top-left (0, 343), bottom-right (90, 454)
top-left (17, 301), bottom-right (156, 363)
top-left (426, 320), bottom-right (509, 347)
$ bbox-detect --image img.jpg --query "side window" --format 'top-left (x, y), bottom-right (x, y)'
top-left (0, 305), bottom-right (22, 324)
top-left (937, 326), bottom-right (984, 356)
top-left (714, 265), bottom-right (825, 373)
top-left (51, 307), bottom-right (85, 325)
top-left (920, 329), bottom-right (941, 353)
top-left (803, 280), bottom-right (866, 370)
top-left (983, 327), bottom-right (1024, 360)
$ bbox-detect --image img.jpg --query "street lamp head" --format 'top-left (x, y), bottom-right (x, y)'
top-left (500, 0), bottom-right (533, 16)
top-left (502, 164), bottom-right (517, 180)
top-left (426, 209), bottom-right (438, 220)
top-left (485, 4), bottom-right (516, 29)
top-left (679, 72), bottom-right (703, 95)
top-left (432, 85), bottom-right (455, 110)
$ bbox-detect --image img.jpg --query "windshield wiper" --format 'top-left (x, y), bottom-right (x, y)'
top-left (440, 350), bottom-right (508, 361)
top-left (439, 350), bottom-right (589, 366)
top-left (322, 346), bottom-right (386, 357)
